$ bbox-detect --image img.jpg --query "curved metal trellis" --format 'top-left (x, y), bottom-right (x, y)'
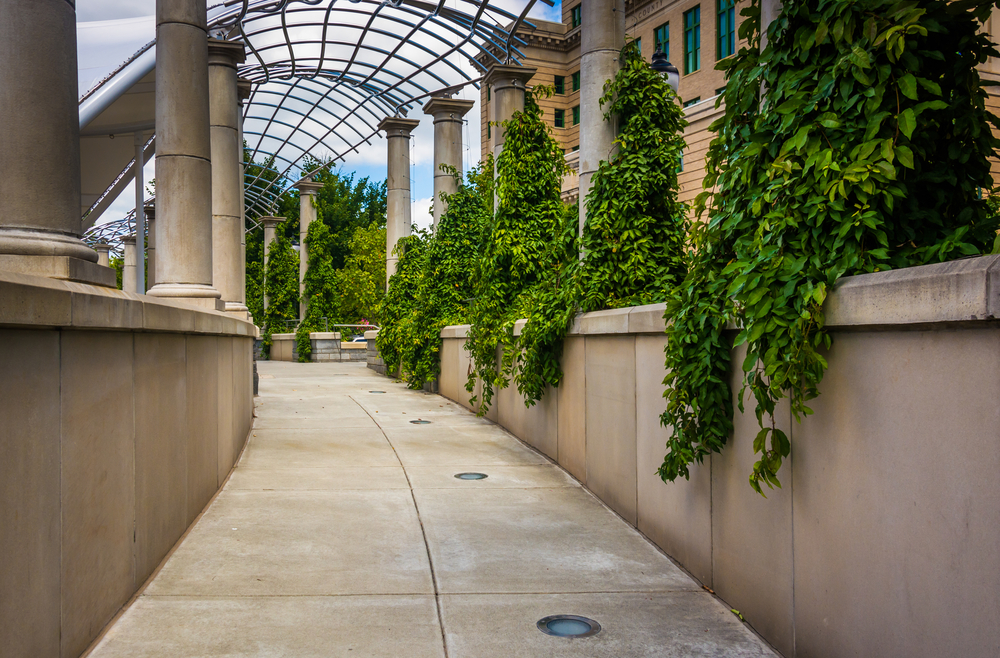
top-left (85, 0), bottom-right (545, 241)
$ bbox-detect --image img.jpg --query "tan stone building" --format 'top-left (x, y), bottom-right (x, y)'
top-left (480, 0), bottom-right (747, 206)
top-left (482, 2), bottom-right (1000, 208)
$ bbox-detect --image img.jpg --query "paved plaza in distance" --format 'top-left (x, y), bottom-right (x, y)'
top-left (88, 361), bottom-right (775, 657)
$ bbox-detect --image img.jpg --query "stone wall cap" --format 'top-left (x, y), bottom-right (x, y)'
top-left (0, 270), bottom-right (256, 337)
top-left (271, 333), bottom-right (296, 339)
top-left (440, 324), bottom-right (471, 339)
top-left (364, 330), bottom-right (380, 339)
top-left (309, 332), bottom-right (341, 339)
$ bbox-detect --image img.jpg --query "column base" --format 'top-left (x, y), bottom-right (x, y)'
top-left (224, 302), bottom-right (251, 322)
top-left (147, 283), bottom-right (225, 311)
top-left (0, 254), bottom-right (117, 288)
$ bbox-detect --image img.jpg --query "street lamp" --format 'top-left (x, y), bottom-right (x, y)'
top-left (651, 49), bottom-right (679, 93)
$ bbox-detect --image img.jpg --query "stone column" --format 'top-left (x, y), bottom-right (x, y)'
top-left (147, 0), bottom-right (222, 308)
top-left (133, 132), bottom-right (146, 294)
top-left (377, 117), bottom-right (420, 287)
top-left (295, 180), bottom-right (323, 318)
top-left (238, 78), bottom-right (252, 317)
top-left (261, 216), bottom-right (285, 311)
top-left (95, 243), bottom-right (112, 268)
top-left (761, 0), bottom-right (782, 51)
top-left (209, 39), bottom-right (248, 319)
top-left (123, 236), bottom-right (137, 293)
top-left (484, 65), bottom-right (536, 170)
top-left (0, 0), bottom-right (114, 287)
top-left (145, 204), bottom-right (156, 288)
top-left (578, 0), bottom-right (624, 236)
top-left (422, 96), bottom-right (475, 232)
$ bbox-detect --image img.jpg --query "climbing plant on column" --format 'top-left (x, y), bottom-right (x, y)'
top-left (514, 39), bottom-right (690, 405)
top-left (261, 233), bottom-right (299, 357)
top-left (465, 87), bottom-right (569, 413)
top-left (660, 0), bottom-right (1000, 494)
top-left (377, 230), bottom-right (429, 377)
top-left (296, 219), bottom-right (341, 361)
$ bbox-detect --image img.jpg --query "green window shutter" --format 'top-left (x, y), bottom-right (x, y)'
top-left (571, 5), bottom-right (581, 28)
top-left (683, 7), bottom-right (700, 75)
top-left (572, 105), bottom-right (580, 125)
top-left (571, 71), bottom-right (580, 92)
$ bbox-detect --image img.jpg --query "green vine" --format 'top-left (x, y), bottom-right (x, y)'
top-left (377, 231), bottom-right (429, 377)
top-left (660, 0), bottom-right (1000, 495)
top-left (261, 232), bottom-right (299, 357)
top-left (296, 218), bottom-right (341, 361)
top-left (515, 40), bottom-right (689, 404)
top-left (465, 87), bottom-right (569, 413)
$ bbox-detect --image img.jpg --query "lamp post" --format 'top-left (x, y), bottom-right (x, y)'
top-left (651, 50), bottom-right (680, 93)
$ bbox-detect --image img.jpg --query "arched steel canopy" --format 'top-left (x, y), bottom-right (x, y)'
top-left (83, 0), bottom-right (545, 249)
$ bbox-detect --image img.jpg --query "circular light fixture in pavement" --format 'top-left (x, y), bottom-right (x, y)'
top-left (410, 419), bottom-right (432, 424)
top-left (454, 472), bottom-right (488, 480)
top-left (536, 615), bottom-right (601, 638)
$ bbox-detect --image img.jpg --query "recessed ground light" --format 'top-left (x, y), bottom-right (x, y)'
top-left (410, 419), bottom-right (431, 424)
top-left (369, 391), bottom-right (386, 394)
top-left (536, 615), bottom-right (601, 638)
top-left (454, 472), bottom-right (488, 480)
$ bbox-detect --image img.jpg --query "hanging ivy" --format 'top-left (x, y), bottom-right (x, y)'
top-left (465, 87), bottom-right (569, 413)
top-left (335, 221), bottom-right (387, 324)
top-left (296, 218), bottom-right (341, 361)
top-left (261, 233), bottom-right (299, 357)
top-left (515, 40), bottom-right (689, 404)
top-left (377, 230), bottom-right (429, 377)
top-left (660, 0), bottom-right (1000, 495)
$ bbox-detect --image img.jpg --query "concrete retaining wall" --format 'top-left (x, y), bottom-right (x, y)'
top-left (270, 332), bottom-right (369, 362)
top-left (438, 255), bottom-right (1000, 658)
top-left (0, 272), bottom-right (256, 658)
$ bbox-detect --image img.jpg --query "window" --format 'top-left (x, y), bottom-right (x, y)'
top-left (572, 105), bottom-right (580, 125)
top-left (571, 4), bottom-right (582, 29)
top-left (571, 71), bottom-right (580, 92)
top-left (683, 6), bottom-right (701, 75)
top-left (554, 75), bottom-right (565, 95)
top-left (715, 86), bottom-right (727, 96)
top-left (554, 108), bottom-right (565, 128)
top-left (654, 22), bottom-right (669, 55)
top-left (487, 86), bottom-right (491, 102)
top-left (677, 150), bottom-right (684, 172)
top-left (572, 145), bottom-right (579, 152)
top-left (683, 97), bottom-right (701, 107)
top-left (487, 123), bottom-right (491, 139)
top-left (717, 0), bottom-right (736, 59)
top-left (634, 37), bottom-right (642, 54)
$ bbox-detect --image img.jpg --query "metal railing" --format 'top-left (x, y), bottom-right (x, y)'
top-left (279, 319), bottom-right (379, 339)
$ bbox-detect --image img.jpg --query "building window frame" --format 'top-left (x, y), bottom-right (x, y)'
top-left (554, 108), bottom-right (565, 128)
top-left (571, 71), bottom-right (580, 92)
top-left (654, 22), bottom-right (669, 56)
top-left (683, 6), bottom-right (701, 75)
top-left (571, 4), bottom-right (582, 29)
top-left (572, 105), bottom-right (580, 125)
top-left (554, 75), bottom-right (565, 95)
top-left (717, 0), bottom-right (736, 60)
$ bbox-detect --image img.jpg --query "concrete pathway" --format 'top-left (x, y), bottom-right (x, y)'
top-left (88, 361), bottom-right (777, 657)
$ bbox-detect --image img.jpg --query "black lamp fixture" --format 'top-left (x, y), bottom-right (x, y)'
top-left (651, 49), bottom-right (680, 93)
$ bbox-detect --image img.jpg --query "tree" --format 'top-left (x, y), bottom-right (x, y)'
top-left (295, 220), bottom-right (341, 361)
top-left (336, 222), bottom-right (387, 324)
top-left (261, 233), bottom-right (299, 357)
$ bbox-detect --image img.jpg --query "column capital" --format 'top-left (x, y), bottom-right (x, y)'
top-left (207, 39), bottom-right (247, 68)
top-left (295, 180), bottom-right (324, 196)
top-left (378, 117), bottom-right (421, 137)
top-left (260, 216), bottom-right (286, 229)
top-left (123, 234), bottom-right (137, 246)
top-left (422, 97), bottom-right (475, 121)
top-left (144, 203), bottom-right (155, 221)
top-left (483, 65), bottom-right (537, 92)
top-left (237, 77), bottom-right (253, 101)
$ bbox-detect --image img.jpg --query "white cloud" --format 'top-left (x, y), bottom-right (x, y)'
top-left (412, 197), bottom-right (434, 232)
top-left (76, 0), bottom-right (155, 23)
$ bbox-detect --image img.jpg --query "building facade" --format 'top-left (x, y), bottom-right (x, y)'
top-left (481, 2), bottom-right (1000, 209)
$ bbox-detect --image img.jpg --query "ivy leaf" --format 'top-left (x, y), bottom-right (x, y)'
top-left (898, 73), bottom-right (918, 100)
top-left (897, 108), bottom-right (916, 139)
top-left (895, 144), bottom-right (915, 168)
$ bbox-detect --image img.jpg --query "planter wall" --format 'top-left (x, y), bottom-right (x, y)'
top-left (438, 255), bottom-right (1000, 658)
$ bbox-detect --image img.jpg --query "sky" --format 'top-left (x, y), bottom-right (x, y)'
top-left (76, 0), bottom-right (562, 232)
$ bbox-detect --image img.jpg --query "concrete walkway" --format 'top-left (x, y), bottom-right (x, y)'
top-left (88, 361), bottom-right (777, 657)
